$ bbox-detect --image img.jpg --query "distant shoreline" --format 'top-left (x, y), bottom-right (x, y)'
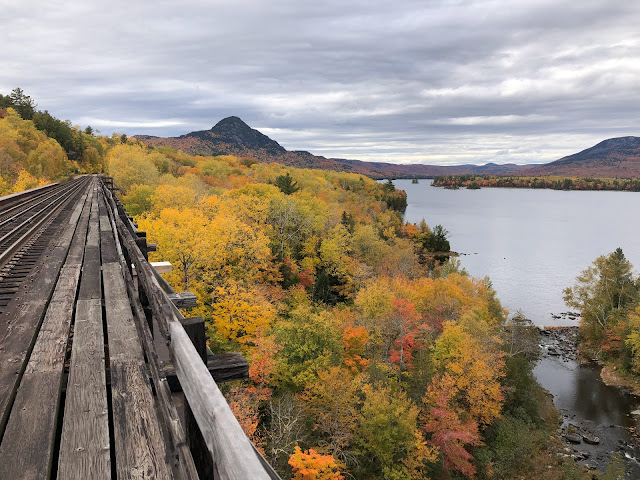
top-left (430, 175), bottom-right (640, 192)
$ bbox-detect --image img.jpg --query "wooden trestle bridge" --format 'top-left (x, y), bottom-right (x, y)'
top-left (0, 176), bottom-right (279, 479)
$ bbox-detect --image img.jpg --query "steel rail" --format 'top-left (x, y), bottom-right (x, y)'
top-left (0, 180), bottom-right (82, 237)
top-left (0, 177), bottom-right (91, 270)
top-left (0, 182), bottom-right (70, 224)
top-left (0, 182), bottom-right (59, 212)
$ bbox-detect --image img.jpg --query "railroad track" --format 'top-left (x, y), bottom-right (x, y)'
top-left (0, 176), bottom-right (92, 313)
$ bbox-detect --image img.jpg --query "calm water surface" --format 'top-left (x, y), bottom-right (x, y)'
top-left (399, 179), bottom-right (640, 474)
top-left (400, 180), bottom-right (640, 324)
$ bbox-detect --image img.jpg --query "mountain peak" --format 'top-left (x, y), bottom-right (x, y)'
top-left (211, 116), bottom-right (248, 130)
top-left (205, 116), bottom-right (286, 154)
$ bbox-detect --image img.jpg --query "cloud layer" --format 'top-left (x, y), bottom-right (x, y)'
top-left (3, 0), bottom-right (639, 165)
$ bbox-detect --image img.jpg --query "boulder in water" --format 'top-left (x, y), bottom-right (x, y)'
top-left (564, 433), bottom-right (582, 444)
top-left (582, 433), bottom-right (600, 445)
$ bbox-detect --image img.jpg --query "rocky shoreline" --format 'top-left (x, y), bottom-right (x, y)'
top-left (537, 324), bottom-right (640, 474)
top-left (537, 324), bottom-right (580, 361)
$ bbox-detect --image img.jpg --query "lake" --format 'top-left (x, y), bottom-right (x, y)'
top-left (400, 181), bottom-right (640, 325)
top-left (398, 179), bottom-right (640, 475)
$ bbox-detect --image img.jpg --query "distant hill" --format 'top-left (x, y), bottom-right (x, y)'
top-left (135, 117), bottom-right (534, 178)
top-left (523, 136), bottom-right (640, 178)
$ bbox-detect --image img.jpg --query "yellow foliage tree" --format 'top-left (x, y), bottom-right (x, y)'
top-left (12, 169), bottom-right (40, 193)
top-left (107, 144), bottom-right (159, 192)
top-left (211, 280), bottom-right (276, 344)
top-left (139, 207), bottom-right (210, 291)
top-left (300, 366), bottom-right (362, 459)
top-left (0, 108), bottom-right (68, 188)
top-left (432, 322), bottom-right (504, 425)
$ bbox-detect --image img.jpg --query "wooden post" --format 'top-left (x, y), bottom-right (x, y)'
top-left (181, 316), bottom-right (215, 479)
top-left (138, 287), bottom-right (154, 335)
top-left (181, 317), bottom-right (207, 360)
top-left (136, 237), bottom-right (149, 260)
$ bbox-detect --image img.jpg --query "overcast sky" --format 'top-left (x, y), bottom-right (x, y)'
top-left (3, 0), bottom-right (640, 165)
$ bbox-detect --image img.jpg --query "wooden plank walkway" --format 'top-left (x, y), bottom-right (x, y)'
top-left (0, 177), bottom-right (192, 479)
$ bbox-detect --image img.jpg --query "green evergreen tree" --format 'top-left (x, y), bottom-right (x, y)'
top-left (274, 172), bottom-right (300, 195)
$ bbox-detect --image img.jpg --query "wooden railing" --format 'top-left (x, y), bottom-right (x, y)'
top-left (100, 177), bottom-right (280, 480)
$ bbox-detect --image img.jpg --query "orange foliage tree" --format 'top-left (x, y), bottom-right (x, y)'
top-left (341, 326), bottom-right (370, 373)
top-left (288, 446), bottom-right (344, 480)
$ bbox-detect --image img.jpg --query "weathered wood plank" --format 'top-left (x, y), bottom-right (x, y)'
top-left (24, 266), bottom-right (81, 372)
top-left (99, 195), bottom-right (119, 265)
top-left (164, 352), bottom-right (249, 392)
top-left (0, 371), bottom-right (62, 479)
top-left (102, 262), bottom-right (173, 479)
top-left (179, 319), bottom-right (213, 479)
top-left (102, 263), bottom-right (145, 361)
top-left (100, 186), bottom-right (172, 338)
top-left (151, 261), bottom-right (172, 274)
top-left (167, 292), bottom-right (197, 309)
top-left (170, 321), bottom-right (271, 480)
top-left (99, 193), bottom-right (177, 477)
top-left (78, 192), bottom-right (101, 300)
top-left (57, 299), bottom-right (110, 480)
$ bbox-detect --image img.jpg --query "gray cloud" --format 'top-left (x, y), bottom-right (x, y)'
top-left (2, 0), bottom-right (639, 165)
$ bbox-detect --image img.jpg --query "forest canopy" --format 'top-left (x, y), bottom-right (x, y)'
top-left (104, 141), bottom-right (580, 479)
top-left (0, 89), bottom-right (104, 192)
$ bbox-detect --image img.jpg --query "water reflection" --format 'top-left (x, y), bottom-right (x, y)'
top-left (534, 358), bottom-right (638, 428)
top-left (535, 357), bottom-right (640, 476)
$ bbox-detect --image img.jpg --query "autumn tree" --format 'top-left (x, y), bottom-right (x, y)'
top-left (107, 144), bottom-right (160, 192)
top-left (300, 366), bottom-right (361, 463)
top-left (318, 224), bottom-right (357, 301)
top-left (388, 297), bottom-right (423, 374)
top-left (273, 305), bottom-right (342, 390)
top-left (0, 107), bottom-right (70, 188)
top-left (122, 184), bottom-right (155, 216)
top-left (503, 311), bottom-right (540, 360)
top-left (356, 383), bottom-right (436, 479)
top-left (342, 326), bottom-right (370, 373)
top-left (268, 195), bottom-right (315, 261)
top-left (263, 394), bottom-right (310, 474)
top-left (422, 373), bottom-right (481, 478)
top-left (564, 248), bottom-right (638, 349)
top-left (211, 280), bottom-right (276, 345)
top-left (225, 385), bottom-right (264, 453)
top-left (289, 446), bottom-right (344, 480)
top-left (412, 222), bottom-right (450, 267)
top-left (625, 306), bottom-right (640, 373)
top-left (431, 322), bottom-right (504, 426)
top-left (32, 110), bottom-right (74, 153)
top-left (139, 207), bottom-right (209, 291)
